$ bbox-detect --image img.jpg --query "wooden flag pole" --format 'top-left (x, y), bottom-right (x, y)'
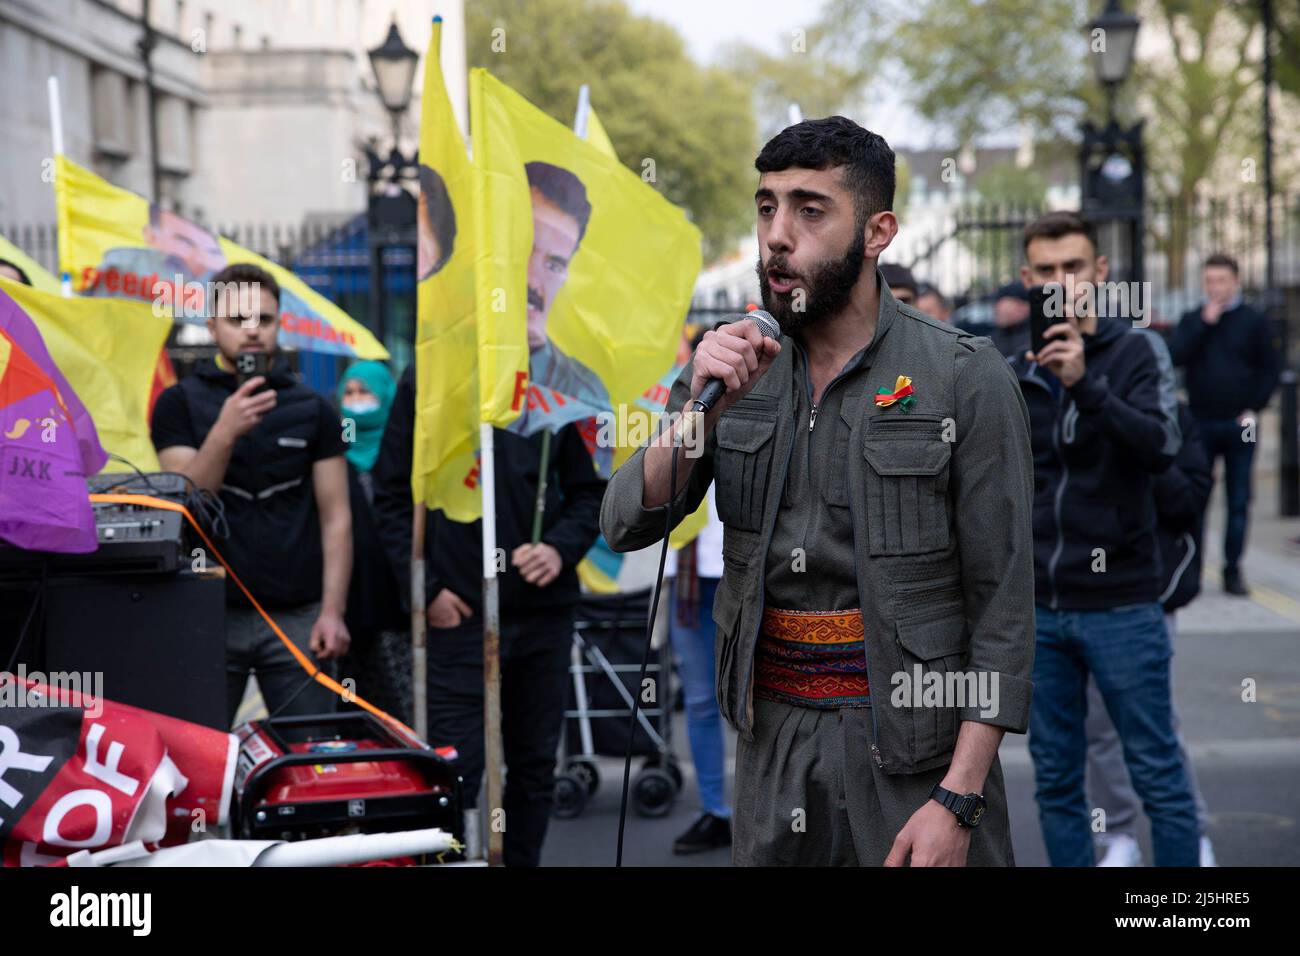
top-left (410, 504), bottom-right (427, 740)
top-left (529, 429), bottom-right (551, 544)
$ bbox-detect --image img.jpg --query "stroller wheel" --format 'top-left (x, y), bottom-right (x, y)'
top-left (569, 759), bottom-right (601, 796)
top-left (553, 772), bottom-right (589, 819)
top-left (632, 767), bottom-right (676, 818)
top-left (664, 758), bottom-right (684, 794)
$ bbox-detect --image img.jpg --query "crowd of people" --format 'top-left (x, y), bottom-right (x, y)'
top-left (7, 113), bottom-right (1285, 869)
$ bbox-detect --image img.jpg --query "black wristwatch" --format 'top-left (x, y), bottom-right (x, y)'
top-left (930, 784), bottom-right (986, 828)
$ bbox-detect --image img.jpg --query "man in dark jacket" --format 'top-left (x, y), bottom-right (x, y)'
top-left (1084, 403), bottom-right (1216, 866)
top-left (1011, 211), bottom-right (1199, 867)
top-left (1169, 254), bottom-right (1282, 596)
top-left (152, 263), bottom-right (352, 727)
top-left (371, 365), bottom-right (606, 866)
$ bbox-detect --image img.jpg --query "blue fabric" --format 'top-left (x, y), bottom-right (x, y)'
top-left (1029, 602), bottom-right (1199, 866)
top-left (669, 576), bottom-right (730, 818)
top-left (1196, 416), bottom-right (1257, 572)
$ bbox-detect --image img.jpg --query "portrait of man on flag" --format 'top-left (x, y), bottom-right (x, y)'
top-left (417, 163), bottom-right (458, 282)
top-left (510, 160), bottom-right (610, 439)
top-left (81, 203), bottom-right (228, 316)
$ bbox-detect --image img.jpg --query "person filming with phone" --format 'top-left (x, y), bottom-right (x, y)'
top-left (151, 262), bottom-right (353, 727)
top-left (1009, 211), bottom-right (1199, 867)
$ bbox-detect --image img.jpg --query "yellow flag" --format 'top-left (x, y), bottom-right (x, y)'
top-left (0, 278), bottom-right (171, 472)
top-left (54, 156), bottom-right (387, 360)
top-left (411, 16), bottom-right (490, 520)
top-left (470, 68), bottom-right (702, 474)
top-left (0, 234), bottom-right (60, 294)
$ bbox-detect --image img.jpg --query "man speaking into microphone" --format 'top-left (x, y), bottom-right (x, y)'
top-left (601, 117), bottom-right (1035, 866)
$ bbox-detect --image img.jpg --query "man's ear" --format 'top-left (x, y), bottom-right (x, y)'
top-left (1019, 264), bottom-right (1033, 287)
top-left (1094, 254), bottom-right (1109, 284)
top-left (864, 211), bottom-right (898, 261)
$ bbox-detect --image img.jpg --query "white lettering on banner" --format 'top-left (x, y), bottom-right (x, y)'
top-left (83, 723), bottom-right (140, 796)
top-left (43, 789), bottom-right (113, 848)
top-left (0, 725), bottom-right (54, 825)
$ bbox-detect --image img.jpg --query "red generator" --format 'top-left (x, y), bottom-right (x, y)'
top-left (232, 712), bottom-right (463, 859)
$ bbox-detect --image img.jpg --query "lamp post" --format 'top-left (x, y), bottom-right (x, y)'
top-left (364, 19), bottom-right (420, 348)
top-left (1079, 0), bottom-right (1144, 283)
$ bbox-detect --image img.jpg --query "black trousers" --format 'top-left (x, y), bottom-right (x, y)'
top-left (426, 610), bottom-right (573, 867)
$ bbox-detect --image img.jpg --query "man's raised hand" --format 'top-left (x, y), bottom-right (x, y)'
top-left (216, 375), bottom-right (277, 441)
top-left (689, 318), bottom-right (782, 416)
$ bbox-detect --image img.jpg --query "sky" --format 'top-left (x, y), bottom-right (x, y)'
top-left (622, 0), bottom-right (933, 148)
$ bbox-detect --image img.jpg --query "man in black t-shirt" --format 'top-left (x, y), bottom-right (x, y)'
top-left (151, 263), bottom-right (352, 726)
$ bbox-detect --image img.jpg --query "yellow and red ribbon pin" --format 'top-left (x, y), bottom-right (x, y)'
top-left (874, 374), bottom-right (915, 411)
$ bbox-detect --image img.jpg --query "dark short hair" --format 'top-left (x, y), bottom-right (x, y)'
top-left (755, 116), bottom-right (896, 228)
top-left (1204, 253), bottom-right (1239, 276)
top-left (879, 262), bottom-right (917, 295)
top-left (916, 282), bottom-right (950, 309)
top-left (208, 262), bottom-right (281, 316)
top-left (0, 258), bottom-right (32, 286)
top-left (1023, 210), bottom-right (1096, 254)
top-left (525, 162), bottom-right (592, 244)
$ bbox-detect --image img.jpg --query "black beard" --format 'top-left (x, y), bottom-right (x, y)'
top-left (756, 231), bottom-right (866, 335)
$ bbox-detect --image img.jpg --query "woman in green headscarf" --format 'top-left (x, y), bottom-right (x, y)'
top-left (337, 360), bottom-right (397, 475)
top-left (336, 361), bottom-right (409, 721)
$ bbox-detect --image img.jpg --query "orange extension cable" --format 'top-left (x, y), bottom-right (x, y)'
top-left (89, 493), bottom-right (422, 746)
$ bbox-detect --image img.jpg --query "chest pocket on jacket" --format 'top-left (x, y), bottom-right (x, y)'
top-left (862, 415), bottom-right (951, 555)
top-left (714, 412), bottom-right (777, 533)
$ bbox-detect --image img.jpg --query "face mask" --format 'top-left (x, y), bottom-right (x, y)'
top-left (342, 397), bottom-right (381, 415)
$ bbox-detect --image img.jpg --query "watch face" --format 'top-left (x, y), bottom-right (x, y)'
top-left (969, 804), bottom-right (985, 826)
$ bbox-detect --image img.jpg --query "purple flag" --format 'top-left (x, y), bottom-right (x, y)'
top-left (0, 288), bottom-right (103, 553)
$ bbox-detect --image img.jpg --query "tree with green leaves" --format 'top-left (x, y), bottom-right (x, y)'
top-left (796, 0), bottom-right (1297, 289)
top-left (464, 0), bottom-right (756, 260)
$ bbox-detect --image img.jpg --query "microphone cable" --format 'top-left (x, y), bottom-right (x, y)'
top-left (615, 414), bottom-right (681, 867)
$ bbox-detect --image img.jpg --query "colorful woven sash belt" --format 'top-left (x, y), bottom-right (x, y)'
top-left (753, 607), bottom-right (870, 709)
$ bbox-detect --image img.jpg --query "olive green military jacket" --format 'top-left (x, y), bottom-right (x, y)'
top-left (601, 283), bottom-right (1036, 774)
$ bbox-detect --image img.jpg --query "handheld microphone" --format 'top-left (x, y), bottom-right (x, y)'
top-left (691, 309), bottom-right (781, 414)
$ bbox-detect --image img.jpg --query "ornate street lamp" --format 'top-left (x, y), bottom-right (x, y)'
top-left (363, 18), bottom-right (420, 350)
top-left (1086, 0), bottom-right (1140, 124)
top-left (1080, 1), bottom-right (1145, 283)
top-left (368, 20), bottom-right (420, 146)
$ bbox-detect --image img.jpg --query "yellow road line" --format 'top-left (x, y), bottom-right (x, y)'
top-left (1204, 567), bottom-right (1300, 625)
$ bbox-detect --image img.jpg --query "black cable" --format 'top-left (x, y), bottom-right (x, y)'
top-left (616, 418), bottom-right (680, 867)
top-left (105, 454), bottom-right (166, 496)
top-left (261, 668), bottom-right (326, 722)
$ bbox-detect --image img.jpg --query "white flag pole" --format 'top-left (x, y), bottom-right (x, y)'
top-left (479, 421), bottom-right (503, 867)
top-left (48, 75), bottom-right (71, 297)
top-left (574, 84), bottom-right (592, 139)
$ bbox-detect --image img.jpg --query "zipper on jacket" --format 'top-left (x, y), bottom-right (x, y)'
top-left (1046, 385), bottom-right (1070, 611)
top-left (790, 338), bottom-right (882, 766)
top-left (1022, 364), bottom-right (1068, 612)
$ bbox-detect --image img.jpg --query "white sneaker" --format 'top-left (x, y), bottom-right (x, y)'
top-left (1097, 833), bottom-right (1143, 867)
top-left (1199, 836), bottom-right (1218, 867)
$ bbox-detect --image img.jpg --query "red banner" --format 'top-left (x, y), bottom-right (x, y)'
top-left (0, 675), bottom-right (237, 866)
